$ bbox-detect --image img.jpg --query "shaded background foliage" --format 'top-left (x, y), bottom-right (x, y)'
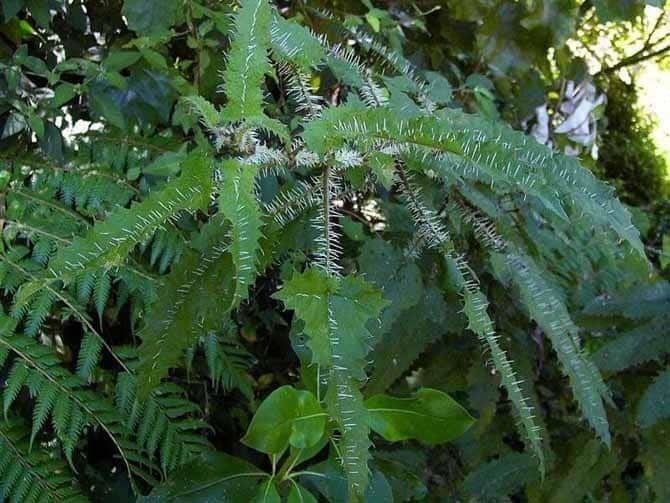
top-left (0, 0), bottom-right (669, 501)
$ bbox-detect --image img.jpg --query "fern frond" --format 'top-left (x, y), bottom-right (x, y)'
top-left (200, 329), bottom-right (254, 399)
top-left (218, 159), bottom-right (263, 309)
top-left (0, 314), bottom-right (154, 486)
top-left (2, 252), bottom-right (128, 372)
top-left (0, 416), bottom-right (88, 502)
top-left (21, 153), bottom-right (212, 291)
top-left (116, 373), bottom-right (212, 475)
top-left (136, 217), bottom-right (234, 396)
top-left (396, 170), bottom-right (545, 469)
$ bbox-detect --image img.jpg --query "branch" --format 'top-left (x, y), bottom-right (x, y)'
top-left (596, 42), bottom-right (670, 76)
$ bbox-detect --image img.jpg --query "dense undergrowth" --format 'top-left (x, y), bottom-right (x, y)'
top-left (0, 0), bottom-right (669, 501)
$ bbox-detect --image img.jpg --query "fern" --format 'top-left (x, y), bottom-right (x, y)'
top-left (23, 152), bottom-right (212, 289)
top-left (136, 216), bottom-right (234, 395)
top-left (198, 329), bottom-right (254, 399)
top-left (2, 250), bottom-right (127, 372)
top-left (0, 314), bottom-right (154, 486)
top-left (115, 372), bottom-right (212, 475)
top-left (0, 416), bottom-right (88, 502)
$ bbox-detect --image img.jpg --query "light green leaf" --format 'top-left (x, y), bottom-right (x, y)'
top-left (219, 159), bottom-right (263, 309)
top-left (242, 386), bottom-right (326, 455)
top-left (365, 388), bottom-right (474, 444)
top-left (104, 50), bottom-right (141, 72)
top-left (220, 0), bottom-right (272, 121)
top-left (52, 83), bottom-right (77, 108)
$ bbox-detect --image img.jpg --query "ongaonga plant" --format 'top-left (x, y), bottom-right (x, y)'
top-left (0, 0), bottom-right (646, 501)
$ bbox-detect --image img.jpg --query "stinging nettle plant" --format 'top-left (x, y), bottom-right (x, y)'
top-left (0, 0), bottom-right (650, 501)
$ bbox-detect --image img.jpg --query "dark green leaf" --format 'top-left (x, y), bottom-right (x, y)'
top-left (139, 452), bottom-right (265, 502)
top-left (637, 369), bottom-right (670, 428)
top-left (122, 0), bottom-right (181, 35)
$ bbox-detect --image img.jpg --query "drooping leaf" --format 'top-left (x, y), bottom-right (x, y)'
top-left (136, 216), bottom-right (234, 396)
top-left (299, 459), bottom-right (393, 503)
top-left (22, 152), bottom-right (212, 291)
top-left (463, 452), bottom-right (540, 500)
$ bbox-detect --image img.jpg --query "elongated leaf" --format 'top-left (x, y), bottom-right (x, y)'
top-left (463, 452), bottom-right (540, 500)
top-left (24, 153), bottom-right (212, 292)
top-left (219, 160), bottom-right (263, 309)
top-left (221, 0), bottom-right (272, 121)
top-left (502, 252), bottom-right (612, 445)
top-left (365, 388), bottom-right (474, 444)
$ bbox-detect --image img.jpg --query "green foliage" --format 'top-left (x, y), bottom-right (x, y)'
top-left (596, 77), bottom-right (669, 205)
top-left (242, 385), bottom-right (326, 454)
top-left (365, 388), bottom-right (474, 444)
top-left (0, 416), bottom-right (87, 502)
top-left (0, 0), bottom-right (667, 501)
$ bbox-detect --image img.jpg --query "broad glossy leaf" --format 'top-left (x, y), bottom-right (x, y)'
top-left (242, 386), bottom-right (326, 455)
top-left (365, 388), bottom-right (474, 444)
